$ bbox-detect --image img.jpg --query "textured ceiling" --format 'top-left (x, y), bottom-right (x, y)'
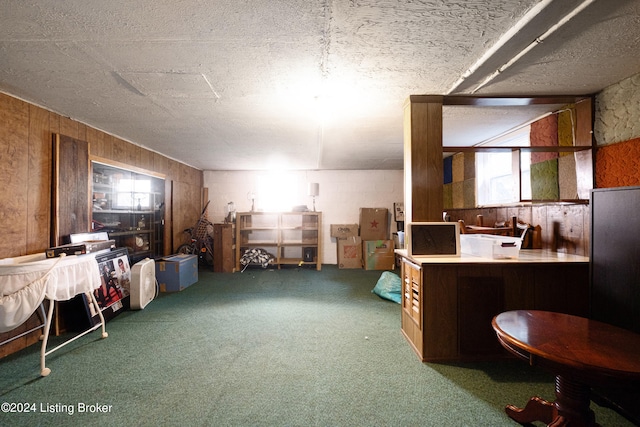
top-left (1, 0), bottom-right (639, 170)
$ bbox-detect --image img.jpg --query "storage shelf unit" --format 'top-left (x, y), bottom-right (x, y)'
top-left (91, 159), bottom-right (165, 264)
top-left (235, 212), bottom-right (321, 271)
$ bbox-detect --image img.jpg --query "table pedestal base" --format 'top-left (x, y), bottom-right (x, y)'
top-left (505, 375), bottom-right (600, 427)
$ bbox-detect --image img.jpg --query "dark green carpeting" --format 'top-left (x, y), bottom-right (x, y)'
top-left (0, 265), bottom-right (633, 426)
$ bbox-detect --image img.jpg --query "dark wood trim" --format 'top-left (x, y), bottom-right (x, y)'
top-left (442, 95), bottom-right (591, 106)
top-left (443, 145), bottom-right (592, 153)
top-left (90, 155), bottom-right (166, 179)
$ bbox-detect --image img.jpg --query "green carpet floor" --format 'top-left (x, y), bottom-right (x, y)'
top-left (0, 265), bottom-right (633, 426)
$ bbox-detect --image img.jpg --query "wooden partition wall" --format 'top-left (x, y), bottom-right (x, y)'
top-left (403, 96), bottom-right (444, 223)
top-left (403, 95), bottom-right (594, 226)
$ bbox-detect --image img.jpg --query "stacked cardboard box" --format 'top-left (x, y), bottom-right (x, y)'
top-left (359, 208), bottom-right (388, 241)
top-left (362, 239), bottom-right (395, 270)
top-left (359, 208), bottom-right (394, 270)
top-left (331, 208), bottom-right (395, 270)
top-left (331, 224), bottom-right (361, 269)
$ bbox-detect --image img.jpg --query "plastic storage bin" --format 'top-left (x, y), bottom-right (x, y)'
top-left (460, 234), bottom-right (522, 259)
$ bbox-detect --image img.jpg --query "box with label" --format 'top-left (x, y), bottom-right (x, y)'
top-left (337, 236), bottom-right (362, 269)
top-left (359, 208), bottom-right (389, 240)
top-left (330, 224), bottom-right (359, 239)
top-left (156, 254), bottom-right (198, 292)
top-left (363, 240), bottom-right (395, 271)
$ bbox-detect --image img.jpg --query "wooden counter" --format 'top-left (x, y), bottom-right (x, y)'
top-left (396, 249), bottom-right (590, 362)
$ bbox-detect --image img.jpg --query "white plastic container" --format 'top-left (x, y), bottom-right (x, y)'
top-left (460, 234), bottom-right (522, 259)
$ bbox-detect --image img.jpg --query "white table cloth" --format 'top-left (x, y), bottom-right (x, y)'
top-left (0, 252), bottom-right (107, 376)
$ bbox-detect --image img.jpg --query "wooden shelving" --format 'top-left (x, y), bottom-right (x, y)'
top-left (235, 211), bottom-right (322, 271)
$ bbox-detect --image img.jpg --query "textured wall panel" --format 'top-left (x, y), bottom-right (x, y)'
top-left (443, 183), bottom-right (453, 209)
top-left (558, 154), bottom-right (578, 199)
top-left (445, 178), bottom-right (475, 209)
top-left (464, 152), bottom-right (475, 180)
top-left (557, 108), bottom-right (574, 156)
top-left (531, 114), bottom-right (559, 164)
top-left (595, 72), bottom-right (640, 146)
top-left (452, 181), bottom-right (464, 209)
top-left (452, 153), bottom-right (464, 182)
top-left (531, 159), bottom-right (559, 200)
top-left (595, 138), bottom-right (640, 188)
top-left (463, 178), bottom-right (476, 208)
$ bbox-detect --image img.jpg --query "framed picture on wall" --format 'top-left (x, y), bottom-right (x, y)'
top-left (394, 202), bottom-right (404, 222)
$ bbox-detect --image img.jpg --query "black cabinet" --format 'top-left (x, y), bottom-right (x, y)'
top-left (590, 185), bottom-right (640, 424)
top-left (591, 186), bottom-right (640, 332)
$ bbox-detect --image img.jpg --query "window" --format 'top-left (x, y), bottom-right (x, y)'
top-left (115, 178), bottom-right (152, 209)
top-left (476, 126), bottom-right (530, 205)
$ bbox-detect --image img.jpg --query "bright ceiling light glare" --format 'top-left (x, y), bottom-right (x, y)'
top-left (255, 169), bottom-right (298, 212)
top-left (272, 66), bottom-right (378, 129)
top-left (272, 68), bottom-right (324, 121)
top-left (264, 154), bottom-right (290, 172)
top-left (313, 95), bottom-right (329, 126)
top-left (317, 70), bottom-right (381, 126)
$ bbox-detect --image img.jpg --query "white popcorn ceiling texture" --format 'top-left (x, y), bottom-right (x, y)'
top-left (1, 0), bottom-right (639, 170)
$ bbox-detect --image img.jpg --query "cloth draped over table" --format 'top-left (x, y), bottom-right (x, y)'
top-left (0, 253), bottom-right (101, 333)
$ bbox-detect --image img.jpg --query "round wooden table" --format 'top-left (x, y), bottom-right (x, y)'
top-left (492, 310), bottom-right (640, 426)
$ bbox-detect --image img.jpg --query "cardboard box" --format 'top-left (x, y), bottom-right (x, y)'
top-left (330, 224), bottom-right (359, 239)
top-left (156, 254), bottom-right (198, 292)
top-left (337, 236), bottom-right (362, 269)
top-left (359, 208), bottom-right (389, 240)
top-left (363, 240), bottom-right (395, 271)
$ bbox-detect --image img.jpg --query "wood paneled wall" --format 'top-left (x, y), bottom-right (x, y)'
top-left (0, 92), bottom-right (204, 357)
top-left (447, 203), bottom-right (590, 256)
top-left (0, 92), bottom-right (204, 259)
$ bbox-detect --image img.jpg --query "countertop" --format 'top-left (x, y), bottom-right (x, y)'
top-left (395, 249), bottom-right (589, 264)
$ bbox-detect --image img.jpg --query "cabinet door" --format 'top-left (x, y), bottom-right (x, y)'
top-left (422, 265), bottom-right (458, 361)
top-left (457, 266), bottom-right (505, 356)
top-left (401, 259), bottom-right (421, 325)
top-left (52, 134), bottom-right (90, 246)
top-left (400, 258), bottom-right (423, 359)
